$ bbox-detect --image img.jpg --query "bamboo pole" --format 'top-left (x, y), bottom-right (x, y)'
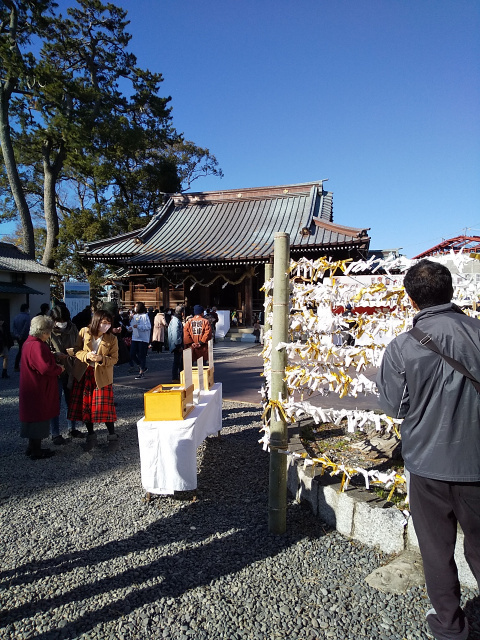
top-left (268, 232), bottom-right (290, 534)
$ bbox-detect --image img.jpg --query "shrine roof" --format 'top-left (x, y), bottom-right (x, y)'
top-left (82, 181), bottom-right (370, 267)
top-left (0, 242), bottom-right (56, 275)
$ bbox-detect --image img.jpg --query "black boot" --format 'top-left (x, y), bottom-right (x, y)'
top-left (105, 422), bottom-right (117, 440)
top-left (1, 369), bottom-right (9, 379)
top-left (28, 438), bottom-right (54, 460)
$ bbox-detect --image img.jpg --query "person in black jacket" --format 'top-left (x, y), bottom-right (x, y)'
top-left (47, 305), bottom-right (83, 442)
top-left (377, 260), bottom-right (480, 640)
top-left (72, 305), bottom-right (93, 331)
top-left (0, 314), bottom-right (13, 378)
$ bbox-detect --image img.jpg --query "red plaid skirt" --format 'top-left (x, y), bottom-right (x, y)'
top-left (67, 366), bottom-right (117, 424)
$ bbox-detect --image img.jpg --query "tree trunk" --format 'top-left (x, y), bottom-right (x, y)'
top-left (42, 140), bottom-right (65, 268)
top-left (0, 85), bottom-right (35, 258)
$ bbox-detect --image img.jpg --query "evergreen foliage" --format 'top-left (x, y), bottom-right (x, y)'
top-left (0, 0), bottom-right (223, 283)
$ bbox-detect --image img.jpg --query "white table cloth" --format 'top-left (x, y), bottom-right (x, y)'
top-left (137, 383), bottom-right (222, 495)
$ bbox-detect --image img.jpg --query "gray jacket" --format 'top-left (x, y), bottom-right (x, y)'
top-left (376, 303), bottom-right (480, 482)
top-left (168, 315), bottom-right (183, 352)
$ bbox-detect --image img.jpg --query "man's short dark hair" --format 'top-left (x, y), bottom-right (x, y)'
top-left (20, 303), bottom-right (29, 312)
top-left (404, 259), bottom-right (453, 310)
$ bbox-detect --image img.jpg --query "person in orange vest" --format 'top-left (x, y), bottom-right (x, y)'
top-left (183, 305), bottom-right (212, 364)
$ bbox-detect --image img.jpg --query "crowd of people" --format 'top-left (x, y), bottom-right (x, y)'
top-left (5, 300), bottom-right (219, 459)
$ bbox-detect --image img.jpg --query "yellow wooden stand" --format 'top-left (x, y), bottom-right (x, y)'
top-left (144, 384), bottom-right (195, 421)
top-left (180, 366), bottom-right (214, 391)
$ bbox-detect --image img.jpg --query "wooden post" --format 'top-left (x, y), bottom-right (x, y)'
top-left (268, 232), bottom-right (290, 534)
top-left (162, 281), bottom-right (170, 310)
top-left (129, 280), bottom-right (133, 308)
top-left (245, 275), bottom-right (253, 326)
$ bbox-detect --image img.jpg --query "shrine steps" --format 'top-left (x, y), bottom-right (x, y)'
top-left (219, 327), bottom-right (256, 342)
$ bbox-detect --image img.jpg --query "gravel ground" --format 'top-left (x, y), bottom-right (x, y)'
top-left (1, 349), bottom-right (479, 640)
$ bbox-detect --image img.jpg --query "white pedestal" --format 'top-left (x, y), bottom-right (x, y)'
top-left (137, 383), bottom-right (222, 495)
top-left (215, 310), bottom-right (230, 339)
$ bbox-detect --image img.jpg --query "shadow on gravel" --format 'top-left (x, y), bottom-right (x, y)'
top-left (0, 412), bottom-right (329, 639)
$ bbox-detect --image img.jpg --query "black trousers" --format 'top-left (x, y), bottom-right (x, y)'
top-left (409, 473), bottom-right (480, 640)
top-left (14, 338), bottom-right (26, 369)
top-left (171, 348), bottom-right (183, 381)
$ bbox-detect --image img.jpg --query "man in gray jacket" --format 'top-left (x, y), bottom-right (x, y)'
top-left (377, 259), bottom-right (480, 640)
top-left (168, 305), bottom-right (184, 383)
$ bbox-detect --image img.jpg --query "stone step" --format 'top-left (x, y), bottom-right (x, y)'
top-left (228, 327), bottom-right (254, 334)
top-left (221, 333), bottom-right (256, 342)
top-left (224, 327), bottom-right (256, 342)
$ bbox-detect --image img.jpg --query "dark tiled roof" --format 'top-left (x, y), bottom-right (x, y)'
top-left (0, 282), bottom-right (43, 294)
top-left (0, 242), bottom-right (56, 275)
top-left (83, 181), bottom-right (370, 267)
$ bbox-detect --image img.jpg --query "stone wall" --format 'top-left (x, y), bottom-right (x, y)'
top-left (287, 452), bottom-right (477, 589)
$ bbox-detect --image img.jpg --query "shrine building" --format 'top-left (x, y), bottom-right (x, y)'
top-left (81, 180), bottom-right (371, 326)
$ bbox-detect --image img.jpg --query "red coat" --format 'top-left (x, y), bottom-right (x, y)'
top-left (19, 336), bottom-right (63, 422)
top-left (183, 315), bottom-right (212, 364)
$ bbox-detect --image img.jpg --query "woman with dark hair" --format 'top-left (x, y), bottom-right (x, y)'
top-left (67, 310), bottom-right (119, 440)
top-left (19, 315), bottom-right (64, 459)
top-left (127, 301), bottom-right (151, 379)
top-left (47, 305), bottom-right (82, 443)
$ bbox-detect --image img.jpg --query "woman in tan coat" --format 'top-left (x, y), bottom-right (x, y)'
top-left (67, 310), bottom-right (118, 440)
top-left (151, 311), bottom-right (167, 352)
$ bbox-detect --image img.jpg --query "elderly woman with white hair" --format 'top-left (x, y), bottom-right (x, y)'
top-left (19, 315), bottom-right (64, 460)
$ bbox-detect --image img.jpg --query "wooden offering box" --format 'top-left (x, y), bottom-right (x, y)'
top-left (180, 366), bottom-right (214, 391)
top-left (144, 384), bottom-right (195, 421)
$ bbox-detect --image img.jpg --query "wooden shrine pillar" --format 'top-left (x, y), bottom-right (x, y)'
top-left (199, 284), bottom-right (209, 309)
top-left (128, 280), bottom-right (134, 309)
top-left (245, 274), bottom-right (253, 327)
top-left (162, 280), bottom-right (170, 310)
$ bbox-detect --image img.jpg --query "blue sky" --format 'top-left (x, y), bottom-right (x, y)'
top-left (124, 0), bottom-right (480, 258)
top-left (3, 0), bottom-right (480, 258)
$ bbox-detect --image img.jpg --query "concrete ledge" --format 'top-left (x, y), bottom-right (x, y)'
top-left (287, 453), bottom-right (478, 588)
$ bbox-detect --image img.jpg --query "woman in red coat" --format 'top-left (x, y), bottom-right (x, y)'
top-left (19, 315), bottom-right (64, 459)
